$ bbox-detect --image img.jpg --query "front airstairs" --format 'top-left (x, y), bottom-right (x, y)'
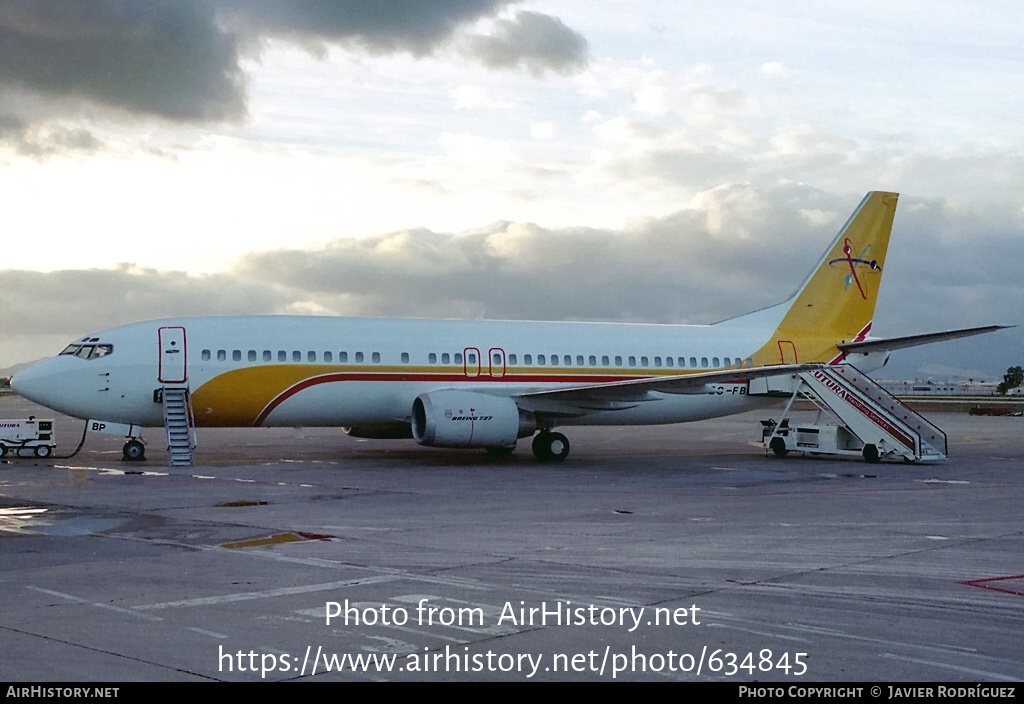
top-left (757, 364), bottom-right (947, 463)
top-left (161, 385), bottom-right (196, 466)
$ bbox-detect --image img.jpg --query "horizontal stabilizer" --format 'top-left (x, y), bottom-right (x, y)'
top-left (837, 325), bottom-right (1014, 355)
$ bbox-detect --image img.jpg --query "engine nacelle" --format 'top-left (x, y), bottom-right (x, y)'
top-left (411, 390), bottom-right (534, 448)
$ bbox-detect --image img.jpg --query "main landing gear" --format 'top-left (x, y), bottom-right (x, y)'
top-left (532, 431), bottom-right (570, 462)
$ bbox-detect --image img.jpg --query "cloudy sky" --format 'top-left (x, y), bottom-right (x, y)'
top-left (1, 0), bottom-right (1021, 380)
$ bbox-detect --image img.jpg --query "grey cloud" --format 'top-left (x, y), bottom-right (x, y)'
top-left (1, 1), bottom-right (579, 148)
top-left (233, 184), bottom-right (872, 325)
top-left (0, 266), bottom-right (291, 337)
top-left (0, 265), bottom-right (294, 368)
top-left (0, 1), bottom-right (246, 121)
top-left (216, 0), bottom-right (508, 56)
top-left (12, 125), bottom-right (102, 158)
top-left (458, 10), bottom-right (588, 75)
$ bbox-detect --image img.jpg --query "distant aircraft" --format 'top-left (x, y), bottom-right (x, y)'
top-left (12, 192), bottom-right (1006, 462)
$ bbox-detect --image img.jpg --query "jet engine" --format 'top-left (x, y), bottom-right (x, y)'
top-left (411, 390), bottom-right (535, 449)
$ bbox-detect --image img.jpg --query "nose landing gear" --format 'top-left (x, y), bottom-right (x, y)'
top-left (122, 439), bottom-right (146, 461)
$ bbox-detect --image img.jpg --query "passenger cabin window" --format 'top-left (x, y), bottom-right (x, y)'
top-left (278, 351), bottom-right (287, 362)
top-left (355, 352), bottom-right (364, 363)
top-left (524, 354), bottom-right (533, 365)
top-left (201, 349), bottom-right (211, 361)
top-left (307, 351), bottom-right (316, 362)
top-left (429, 353), bottom-right (437, 364)
top-left (615, 356), bottom-right (622, 366)
top-left (339, 351), bottom-right (348, 363)
top-left (263, 350), bottom-right (272, 362)
top-left (248, 350), bottom-right (256, 362)
top-left (401, 352), bottom-right (410, 363)
top-left (372, 352), bottom-right (380, 363)
top-left (441, 353), bottom-right (450, 364)
top-left (217, 350), bottom-right (226, 361)
top-left (324, 351), bottom-right (333, 362)
top-left (508, 354), bottom-right (517, 365)
top-left (233, 350), bottom-right (242, 362)
top-left (537, 355), bottom-right (546, 365)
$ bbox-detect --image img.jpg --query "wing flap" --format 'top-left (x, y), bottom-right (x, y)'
top-left (515, 363), bottom-right (820, 418)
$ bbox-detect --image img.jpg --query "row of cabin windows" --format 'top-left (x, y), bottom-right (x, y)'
top-left (429, 352), bottom-right (748, 369)
top-left (201, 349), bottom-right (381, 363)
top-left (200, 348), bottom-right (751, 370)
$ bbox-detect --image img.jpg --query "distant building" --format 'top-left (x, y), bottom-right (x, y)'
top-left (879, 380), bottom-right (1000, 397)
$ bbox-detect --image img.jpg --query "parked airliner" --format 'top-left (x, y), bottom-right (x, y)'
top-left (11, 192), bottom-right (1005, 461)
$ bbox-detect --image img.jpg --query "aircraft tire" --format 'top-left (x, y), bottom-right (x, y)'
top-left (532, 431), bottom-right (569, 462)
top-left (0, 445), bottom-right (7, 458)
top-left (862, 444), bottom-right (881, 464)
top-left (769, 437), bottom-right (788, 458)
top-left (123, 439), bottom-right (146, 462)
top-left (34, 445), bottom-right (52, 459)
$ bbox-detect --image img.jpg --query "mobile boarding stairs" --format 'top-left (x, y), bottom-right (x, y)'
top-left (160, 384), bottom-right (196, 467)
top-left (753, 365), bottom-right (947, 464)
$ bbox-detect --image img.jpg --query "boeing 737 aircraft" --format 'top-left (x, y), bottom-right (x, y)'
top-left (11, 192), bottom-right (1005, 462)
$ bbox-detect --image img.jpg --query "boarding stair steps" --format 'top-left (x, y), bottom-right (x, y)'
top-left (797, 365), bottom-right (947, 462)
top-left (161, 384), bottom-right (196, 466)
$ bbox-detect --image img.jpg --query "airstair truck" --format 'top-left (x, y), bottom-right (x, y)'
top-left (0, 418), bottom-right (56, 458)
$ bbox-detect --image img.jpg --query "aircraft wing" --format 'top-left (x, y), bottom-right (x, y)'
top-left (515, 363), bottom-right (821, 417)
top-left (837, 325), bottom-right (1014, 355)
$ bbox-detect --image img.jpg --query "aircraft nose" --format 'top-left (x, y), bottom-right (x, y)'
top-left (11, 359), bottom-right (60, 407)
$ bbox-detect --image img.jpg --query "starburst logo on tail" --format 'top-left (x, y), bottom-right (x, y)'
top-left (829, 237), bottom-right (881, 299)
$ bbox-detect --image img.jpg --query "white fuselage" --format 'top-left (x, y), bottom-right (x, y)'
top-left (13, 315), bottom-right (786, 429)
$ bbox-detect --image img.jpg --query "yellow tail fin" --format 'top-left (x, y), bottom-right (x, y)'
top-left (750, 191), bottom-right (899, 365)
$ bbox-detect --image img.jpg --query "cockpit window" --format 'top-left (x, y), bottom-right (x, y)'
top-left (59, 343), bottom-right (113, 360)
